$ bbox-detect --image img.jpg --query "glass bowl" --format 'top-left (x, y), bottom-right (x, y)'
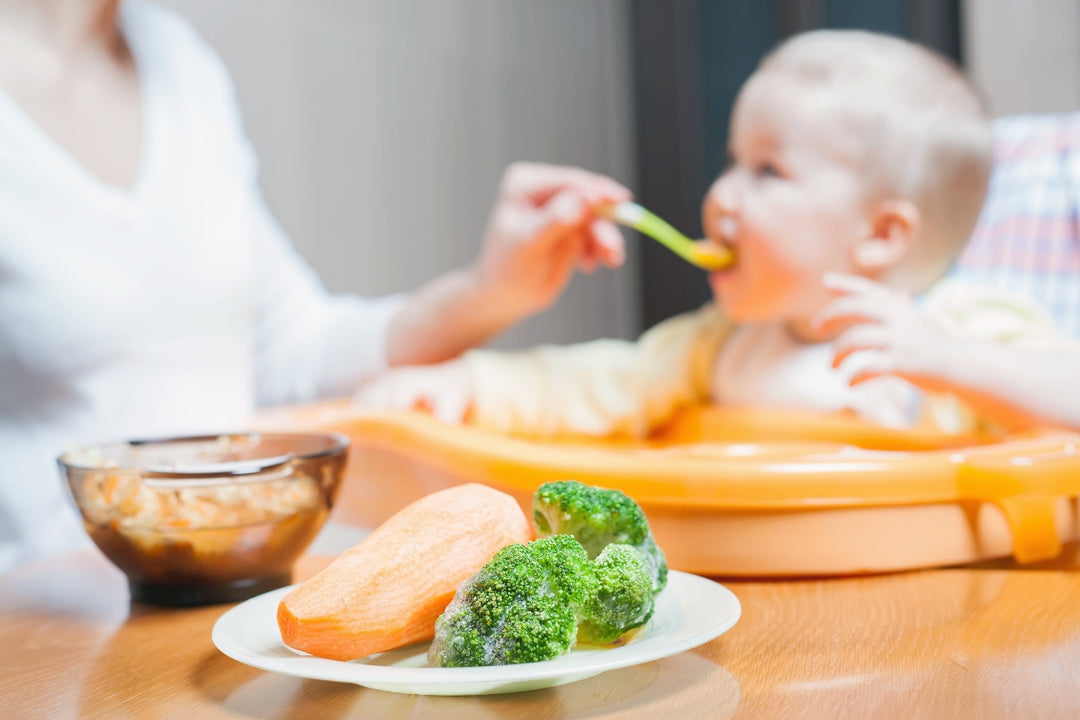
top-left (58, 432), bottom-right (348, 606)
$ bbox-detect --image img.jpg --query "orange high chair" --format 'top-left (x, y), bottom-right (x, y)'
top-left (259, 401), bottom-right (1080, 576)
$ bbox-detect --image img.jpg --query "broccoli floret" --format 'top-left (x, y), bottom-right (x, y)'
top-left (577, 544), bottom-right (655, 645)
top-left (533, 480), bottom-right (668, 593)
top-left (428, 534), bottom-right (597, 667)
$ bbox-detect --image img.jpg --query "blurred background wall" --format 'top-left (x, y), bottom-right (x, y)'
top-left (962, 0), bottom-right (1080, 116)
top-left (158, 0), bottom-right (1080, 344)
top-left (154, 0), bottom-right (639, 349)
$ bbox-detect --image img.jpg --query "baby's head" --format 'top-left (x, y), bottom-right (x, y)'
top-left (702, 29), bottom-right (992, 325)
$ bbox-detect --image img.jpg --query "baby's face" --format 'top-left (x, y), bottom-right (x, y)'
top-left (702, 70), bottom-right (874, 325)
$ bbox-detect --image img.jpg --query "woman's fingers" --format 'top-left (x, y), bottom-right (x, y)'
top-left (502, 162), bottom-right (631, 207)
top-left (586, 218), bottom-right (626, 267)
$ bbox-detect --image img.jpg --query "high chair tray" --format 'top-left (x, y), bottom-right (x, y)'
top-left (258, 402), bottom-right (1080, 576)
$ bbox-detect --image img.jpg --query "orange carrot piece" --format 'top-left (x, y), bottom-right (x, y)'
top-left (277, 483), bottom-right (532, 661)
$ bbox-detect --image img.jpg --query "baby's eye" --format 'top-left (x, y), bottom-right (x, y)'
top-left (755, 162), bottom-right (781, 178)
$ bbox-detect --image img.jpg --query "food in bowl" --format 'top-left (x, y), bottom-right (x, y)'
top-left (59, 432), bottom-right (348, 606)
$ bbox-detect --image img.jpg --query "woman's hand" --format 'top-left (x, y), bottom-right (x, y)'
top-left (472, 162), bottom-right (632, 318)
top-left (386, 163), bottom-right (630, 367)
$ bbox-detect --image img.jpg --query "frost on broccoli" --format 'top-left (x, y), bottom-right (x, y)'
top-left (577, 544), bottom-right (655, 645)
top-left (429, 482), bottom-right (670, 668)
top-left (533, 480), bottom-right (668, 593)
top-left (428, 533), bottom-right (658, 667)
top-left (427, 534), bottom-right (596, 668)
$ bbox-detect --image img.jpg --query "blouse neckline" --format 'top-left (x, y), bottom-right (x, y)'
top-left (0, 3), bottom-right (159, 210)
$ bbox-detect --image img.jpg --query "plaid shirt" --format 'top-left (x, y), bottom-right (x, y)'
top-left (949, 112), bottom-right (1080, 337)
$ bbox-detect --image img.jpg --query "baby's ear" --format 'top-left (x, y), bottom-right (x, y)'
top-left (853, 199), bottom-right (920, 272)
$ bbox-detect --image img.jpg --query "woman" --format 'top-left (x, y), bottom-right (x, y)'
top-left (0, 0), bottom-right (631, 570)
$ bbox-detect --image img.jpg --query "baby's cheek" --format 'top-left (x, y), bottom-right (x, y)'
top-left (755, 246), bottom-right (828, 314)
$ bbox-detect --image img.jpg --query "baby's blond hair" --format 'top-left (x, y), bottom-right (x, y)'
top-left (761, 30), bottom-right (993, 289)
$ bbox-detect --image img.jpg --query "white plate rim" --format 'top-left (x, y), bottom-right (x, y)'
top-left (211, 570), bottom-right (740, 695)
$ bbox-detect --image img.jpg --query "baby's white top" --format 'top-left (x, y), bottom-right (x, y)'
top-left (714, 323), bottom-right (918, 427)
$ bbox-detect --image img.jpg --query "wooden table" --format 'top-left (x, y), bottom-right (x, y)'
top-left (5, 547), bottom-right (1080, 720)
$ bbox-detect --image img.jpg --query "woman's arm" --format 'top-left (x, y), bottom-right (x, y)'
top-left (386, 163), bottom-right (631, 366)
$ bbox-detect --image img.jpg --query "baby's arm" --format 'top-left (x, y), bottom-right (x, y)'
top-left (815, 273), bottom-right (1080, 430)
top-left (355, 307), bottom-right (724, 437)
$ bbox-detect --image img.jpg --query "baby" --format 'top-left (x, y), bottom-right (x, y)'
top-left (356, 29), bottom-right (1068, 437)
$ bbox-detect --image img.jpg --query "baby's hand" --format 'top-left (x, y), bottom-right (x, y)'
top-left (474, 162), bottom-right (632, 318)
top-left (353, 360), bottom-right (474, 425)
top-left (813, 273), bottom-right (960, 392)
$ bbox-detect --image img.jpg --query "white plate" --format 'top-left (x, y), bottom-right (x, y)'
top-left (212, 570), bottom-right (740, 696)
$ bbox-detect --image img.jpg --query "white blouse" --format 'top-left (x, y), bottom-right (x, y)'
top-left (0, 2), bottom-right (401, 571)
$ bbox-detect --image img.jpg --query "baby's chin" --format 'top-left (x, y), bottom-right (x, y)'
top-left (709, 275), bottom-right (784, 323)
top-left (714, 300), bottom-right (778, 324)
top-left (712, 289), bottom-right (778, 322)
top-left (713, 280), bottom-right (831, 324)
top-left (714, 294), bottom-right (818, 328)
